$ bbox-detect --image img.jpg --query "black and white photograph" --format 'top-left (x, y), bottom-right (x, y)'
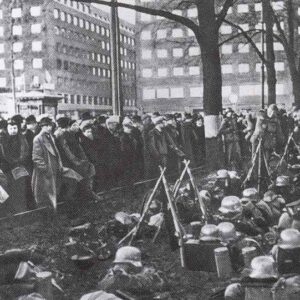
top-left (0, 0), bottom-right (300, 299)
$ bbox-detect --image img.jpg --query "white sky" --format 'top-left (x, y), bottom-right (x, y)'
top-left (93, 0), bottom-right (136, 24)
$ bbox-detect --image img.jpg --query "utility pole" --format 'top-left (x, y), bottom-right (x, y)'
top-left (110, 0), bottom-right (123, 116)
top-left (261, 1), bottom-right (265, 110)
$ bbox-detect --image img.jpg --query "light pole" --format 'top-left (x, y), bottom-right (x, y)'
top-left (261, 1), bottom-right (265, 109)
top-left (110, 0), bottom-right (123, 117)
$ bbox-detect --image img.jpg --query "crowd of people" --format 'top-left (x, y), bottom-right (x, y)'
top-left (0, 111), bottom-right (206, 217)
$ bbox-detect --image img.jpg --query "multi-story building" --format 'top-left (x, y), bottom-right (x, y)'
top-left (136, 0), bottom-right (293, 113)
top-left (0, 0), bottom-right (137, 118)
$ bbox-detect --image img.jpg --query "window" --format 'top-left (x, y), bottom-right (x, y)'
top-left (140, 13), bottom-right (151, 22)
top-left (67, 14), bottom-right (72, 24)
top-left (30, 6), bottom-right (41, 17)
top-left (142, 49), bottom-right (151, 59)
top-left (32, 41), bottom-right (42, 52)
top-left (239, 85), bottom-right (260, 96)
top-left (255, 3), bottom-right (262, 11)
top-left (12, 8), bottom-right (22, 18)
top-left (222, 44), bottom-right (232, 54)
top-left (14, 59), bottom-right (24, 70)
top-left (172, 28), bottom-right (183, 38)
top-left (222, 64), bottom-right (233, 74)
top-left (272, 1), bottom-right (284, 10)
top-left (239, 24), bottom-right (249, 31)
top-left (237, 4), bottom-right (248, 13)
top-left (13, 25), bottom-right (22, 36)
top-left (187, 29), bottom-right (194, 37)
top-left (79, 18), bottom-right (84, 28)
top-left (173, 67), bottom-right (184, 76)
top-left (0, 44), bottom-right (4, 53)
top-left (33, 58), bottom-right (43, 69)
top-left (143, 88), bottom-right (155, 100)
top-left (170, 87), bottom-right (184, 98)
top-left (0, 10), bottom-right (3, 19)
top-left (0, 78), bottom-right (6, 88)
top-left (15, 76), bottom-right (24, 89)
top-left (255, 43), bottom-right (266, 51)
top-left (73, 16), bottom-right (78, 26)
top-left (276, 83), bottom-right (286, 95)
top-left (275, 62), bottom-right (284, 71)
top-left (256, 63), bottom-right (262, 72)
top-left (85, 20), bottom-right (90, 30)
top-left (223, 86), bottom-right (232, 97)
top-left (157, 49), bottom-right (168, 58)
top-left (187, 8), bottom-right (197, 17)
top-left (91, 23), bottom-right (95, 32)
top-left (142, 68), bottom-right (152, 78)
top-left (238, 44), bottom-right (249, 53)
top-left (141, 30), bottom-right (151, 40)
top-left (189, 46), bottom-right (200, 56)
top-left (76, 95), bottom-right (81, 104)
top-left (273, 22), bottom-right (284, 32)
top-left (157, 88), bottom-right (169, 98)
top-left (172, 9), bottom-right (182, 16)
top-left (156, 29), bottom-right (166, 39)
top-left (220, 25), bottom-right (232, 34)
top-left (190, 86), bottom-right (203, 97)
top-left (54, 8), bottom-right (59, 19)
top-left (13, 42), bottom-right (23, 53)
top-left (274, 42), bottom-right (284, 51)
top-left (238, 64), bottom-right (250, 73)
top-left (255, 23), bottom-right (263, 30)
top-left (157, 68), bottom-right (168, 77)
top-left (0, 26), bottom-right (3, 37)
top-left (60, 11), bottom-right (66, 21)
top-left (0, 58), bottom-right (4, 70)
top-left (173, 48), bottom-right (183, 57)
top-left (31, 24), bottom-right (42, 34)
top-left (57, 59), bottom-right (62, 69)
top-left (189, 66), bottom-right (200, 75)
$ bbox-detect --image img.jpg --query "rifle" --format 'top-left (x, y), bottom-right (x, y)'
top-left (160, 166), bottom-right (186, 268)
top-left (184, 160), bottom-right (208, 223)
top-left (172, 160), bottom-right (190, 199)
top-left (118, 167), bottom-right (166, 246)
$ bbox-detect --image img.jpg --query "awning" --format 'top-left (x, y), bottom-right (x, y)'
top-left (16, 91), bottom-right (63, 101)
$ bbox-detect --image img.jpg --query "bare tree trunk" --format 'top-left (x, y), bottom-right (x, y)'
top-left (263, 0), bottom-right (276, 105)
top-left (197, 0), bottom-right (224, 170)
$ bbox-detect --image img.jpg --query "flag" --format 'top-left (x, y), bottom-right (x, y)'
top-left (45, 69), bottom-right (52, 83)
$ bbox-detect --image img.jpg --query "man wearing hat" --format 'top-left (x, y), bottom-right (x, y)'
top-left (218, 110), bottom-right (242, 170)
top-left (180, 113), bottom-right (198, 167)
top-left (32, 116), bottom-right (64, 210)
top-left (55, 115), bottom-right (99, 208)
top-left (98, 246), bottom-right (166, 296)
top-left (148, 116), bottom-right (169, 177)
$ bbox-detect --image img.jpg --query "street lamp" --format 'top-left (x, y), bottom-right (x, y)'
top-left (261, 1), bottom-right (265, 109)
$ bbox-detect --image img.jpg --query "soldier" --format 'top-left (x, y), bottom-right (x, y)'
top-left (98, 246), bottom-right (166, 297)
top-left (224, 256), bottom-right (278, 300)
top-left (218, 109), bottom-right (242, 170)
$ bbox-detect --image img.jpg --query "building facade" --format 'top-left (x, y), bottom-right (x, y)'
top-left (136, 0), bottom-right (293, 113)
top-left (0, 0), bottom-right (136, 118)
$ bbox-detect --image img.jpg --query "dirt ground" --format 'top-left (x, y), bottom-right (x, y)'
top-left (0, 178), bottom-right (229, 300)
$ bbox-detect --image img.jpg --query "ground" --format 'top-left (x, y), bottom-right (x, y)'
top-left (0, 175), bottom-right (230, 300)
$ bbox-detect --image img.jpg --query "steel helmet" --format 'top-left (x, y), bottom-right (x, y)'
top-left (242, 188), bottom-right (258, 201)
top-left (276, 176), bottom-right (290, 187)
top-left (217, 222), bottom-right (237, 242)
top-left (219, 196), bottom-right (242, 214)
top-left (249, 256), bottom-right (278, 279)
top-left (279, 228), bottom-right (300, 249)
top-left (200, 224), bottom-right (220, 241)
top-left (113, 246), bottom-right (142, 267)
top-left (216, 169), bottom-right (229, 179)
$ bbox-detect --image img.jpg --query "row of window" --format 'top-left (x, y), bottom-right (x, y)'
top-left (56, 59), bottom-right (111, 78)
top-left (53, 8), bottom-right (135, 46)
top-left (0, 23), bottom-right (42, 37)
top-left (142, 83), bottom-right (287, 100)
top-left (141, 62), bottom-right (285, 78)
top-left (56, 43), bottom-right (111, 64)
top-left (141, 47), bottom-right (200, 59)
top-left (0, 41), bottom-right (42, 54)
top-left (0, 58), bottom-right (43, 71)
top-left (221, 42), bottom-right (284, 54)
top-left (62, 93), bottom-right (136, 107)
top-left (139, 1), bottom-right (284, 22)
top-left (7, 6), bottom-right (41, 19)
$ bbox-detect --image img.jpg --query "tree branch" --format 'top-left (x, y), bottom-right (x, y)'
top-left (216, 0), bottom-right (234, 28)
top-left (218, 29), bottom-right (260, 46)
top-left (223, 19), bottom-right (267, 64)
top-left (77, 0), bottom-right (199, 33)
